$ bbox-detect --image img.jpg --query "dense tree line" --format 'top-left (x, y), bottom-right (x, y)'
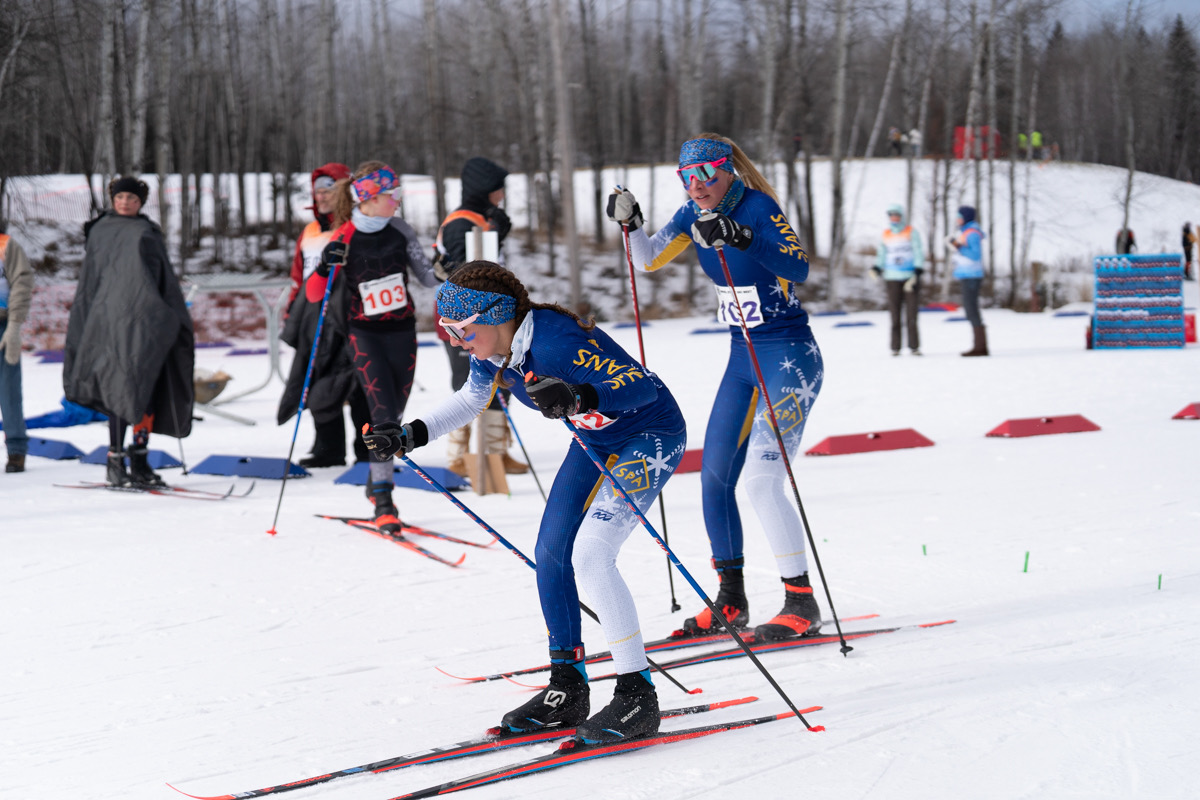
top-left (0, 0), bottom-right (1196, 277)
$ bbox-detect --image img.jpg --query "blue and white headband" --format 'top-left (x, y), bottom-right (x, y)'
top-left (436, 282), bottom-right (517, 325)
top-left (678, 138), bottom-right (735, 172)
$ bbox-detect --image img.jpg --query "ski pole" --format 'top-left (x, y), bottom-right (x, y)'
top-left (268, 242), bottom-right (347, 535)
top-left (560, 419), bottom-right (821, 731)
top-left (713, 244), bottom-right (851, 655)
top-left (398, 454), bottom-right (701, 696)
top-left (620, 210), bottom-right (680, 613)
top-left (495, 392), bottom-right (547, 502)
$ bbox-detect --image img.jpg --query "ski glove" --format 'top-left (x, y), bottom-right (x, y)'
top-left (870, 266), bottom-right (882, 281)
top-left (0, 322), bottom-right (20, 365)
top-left (363, 420), bottom-right (428, 460)
top-left (945, 234), bottom-right (960, 251)
top-left (317, 241), bottom-right (348, 277)
top-left (691, 212), bottom-right (753, 250)
top-left (524, 373), bottom-right (600, 419)
top-left (485, 205), bottom-right (512, 240)
top-left (606, 187), bottom-right (644, 231)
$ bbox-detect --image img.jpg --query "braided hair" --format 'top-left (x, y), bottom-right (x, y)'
top-left (448, 261), bottom-right (595, 389)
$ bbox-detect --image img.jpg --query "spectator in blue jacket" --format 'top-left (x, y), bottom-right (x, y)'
top-left (948, 205), bottom-right (988, 356)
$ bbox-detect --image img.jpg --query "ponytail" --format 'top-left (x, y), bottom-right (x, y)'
top-left (696, 132), bottom-right (780, 205)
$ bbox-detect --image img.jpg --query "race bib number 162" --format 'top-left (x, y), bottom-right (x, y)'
top-left (715, 284), bottom-right (764, 328)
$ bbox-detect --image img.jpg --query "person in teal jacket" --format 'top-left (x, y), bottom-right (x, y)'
top-left (872, 203), bottom-right (925, 355)
top-left (948, 205), bottom-right (988, 356)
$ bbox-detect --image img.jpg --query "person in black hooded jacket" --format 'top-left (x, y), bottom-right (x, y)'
top-left (65, 176), bottom-right (194, 487)
top-left (432, 157), bottom-right (526, 477)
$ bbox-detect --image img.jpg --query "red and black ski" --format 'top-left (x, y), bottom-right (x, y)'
top-left (166, 696), bottom-right (760, 800)
top-left (382, 705), bottom-right (823, 800)
top-left (316, 514), bottom-right (494, 548)
top-left (55, 480), bottom-right (255, 501)
top-left (436, 613), bottom-right (882, 684)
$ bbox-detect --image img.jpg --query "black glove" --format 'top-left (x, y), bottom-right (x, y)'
top-left (363, 420), bottom-right (428, 460)
top-left (524, 373), bottom-right (599, 419)
top-left (317, 240), bottom-right (348, 277)
top-left (691, 212), bottom-right (753, 250)
top-left (914, 267), bottom-right (924, 278)
top-left (606, 187), bottom-right (644, 231)
top-left (485, 206), bottom-right (512, 241)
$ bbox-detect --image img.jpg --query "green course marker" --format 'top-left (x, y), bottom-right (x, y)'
top-left (1023, 551), bottom-right (1030, 573)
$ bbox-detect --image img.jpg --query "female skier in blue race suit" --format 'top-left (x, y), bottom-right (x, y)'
top-left (364, 262), bottom-right (686, 744)
top-left (608, 133), bottom-right (823, 642)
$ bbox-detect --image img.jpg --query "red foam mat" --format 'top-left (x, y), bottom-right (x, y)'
top-left (986, 415), bottom-right (1101, 438)
top-left (677, 449), bottom-right (703, 474)
top-left (1173, 403), bottom-right (1200, 420)
top-left (805, 428), bottom-right (934, 456)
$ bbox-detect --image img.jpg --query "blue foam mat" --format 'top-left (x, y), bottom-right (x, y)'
top-left (82, 446), bottom-right (183, 468)
top-left (191, 454), bottom-right (308, 479)
top-left (834, 320), bottom-right (874, 327)
top-left (334, 462), bottom-right (469, 492)
top-left (28, 437), bottom-right (86, 460)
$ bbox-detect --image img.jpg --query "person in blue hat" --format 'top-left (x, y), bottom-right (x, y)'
top-left (948, 205), bottom-right (988, 356)
top-left (607, 132), bottom-right (826, 644)
top-left (364, 262), bottom-right (686, 744)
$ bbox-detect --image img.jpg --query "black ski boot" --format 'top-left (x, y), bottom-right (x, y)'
top-left (300, 417), bottom-right (347, 468)
top-left (575, 670), bottom-right (659, 744)
top-left (366, 478), bottom-right (400, 533)
top-left (127, 444), bottom-right (166, 487)
top-left (672, 558), bottom-right (748, 638)
top-left (106, 450), bottom-right (133, 488)
top-left (754, 573), bottom-right (822, 641)
top-left (499, 648), bottom-right (590, 733)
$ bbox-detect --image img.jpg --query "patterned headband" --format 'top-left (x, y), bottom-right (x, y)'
top-left (436, 282), bottom-right (517, 325)
top-left (678, 138), bottom-right (735, 172)
top-left (350, 166), bottom-right (399, 204)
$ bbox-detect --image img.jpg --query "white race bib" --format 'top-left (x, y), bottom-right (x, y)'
top-left (569, 410), bottom-right (618, 430)
top-left (358, 273), bottom-right (408, 316)
top-left (714, 284), bottom-right (764, 328)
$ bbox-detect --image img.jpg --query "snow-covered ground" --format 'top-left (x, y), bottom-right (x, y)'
top-left (3, 270), bottom-right (1198, 798)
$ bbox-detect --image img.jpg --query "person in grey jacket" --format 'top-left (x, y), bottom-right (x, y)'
top-left (0, 226), bottom-right (33, 473)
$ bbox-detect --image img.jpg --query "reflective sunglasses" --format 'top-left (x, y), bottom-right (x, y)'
top-left (677, 157), bottom-right (728, 187)
top-left (438, 297), bottom-right (504, 342)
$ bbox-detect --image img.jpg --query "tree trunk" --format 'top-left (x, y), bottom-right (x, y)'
top-left (985, 0), bottom-right (998, 284)
top-left (864, 33), bottom-right (901, 159)
top-left (128, 0), bottom-right (154, 174)
top-left (96, 0), bottom-right (117, 185)
top-left (828, 0), bottom-right (850, 305)
top-left (423, 0), bottom-right (448, 223)
top-left (1007, 0), bottom-right (1024, 307)
top-left (549, 0), bottom-right (582, 310)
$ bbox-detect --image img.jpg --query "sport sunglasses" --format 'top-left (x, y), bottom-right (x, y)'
top-left (676, 157), bottom-right (728, 187)
top-left (438, 297), bottom-right (504, 342)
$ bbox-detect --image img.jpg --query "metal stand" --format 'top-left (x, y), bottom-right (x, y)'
top-left (183, 274), bottom-right (293, 422)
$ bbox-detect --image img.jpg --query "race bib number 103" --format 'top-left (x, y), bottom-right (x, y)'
top-left (359, 273), bottom-right (407, 316)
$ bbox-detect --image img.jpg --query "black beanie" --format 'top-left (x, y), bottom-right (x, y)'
top-left (109, 176), bottom-right (150, 204)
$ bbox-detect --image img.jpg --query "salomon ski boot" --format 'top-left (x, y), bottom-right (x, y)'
top-left (575, 670), bottom-right (659, 744)
top-left (127, 444), bottom-right (166, 487)
top-left (754, 573), bottom-right (822, 641)
top-left (672, 558), bottom-right (748, 638)
top-left (366, 479), bottom-right (401, 533)
top-left (106, 450), bottom-right (133, 488)
top-left (499, 648), bottom-right (590, 733)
